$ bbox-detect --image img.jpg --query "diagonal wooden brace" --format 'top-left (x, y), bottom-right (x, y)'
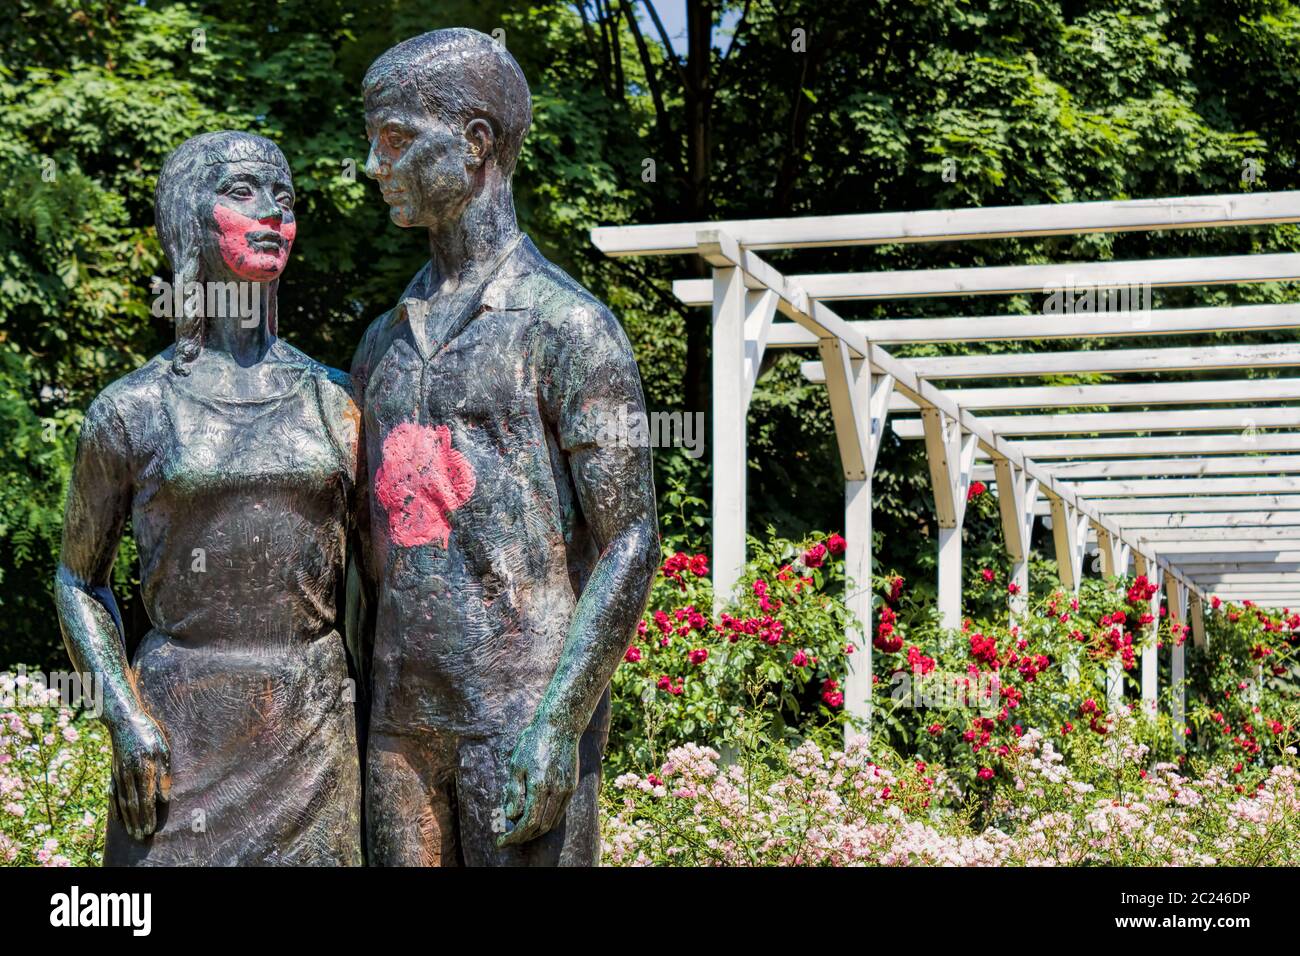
top-left (1049, 499), bottom-right (1091, 592)
top-left (921, 408), bottom-right (978, 529)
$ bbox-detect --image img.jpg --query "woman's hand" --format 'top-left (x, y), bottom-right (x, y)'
top-left (109, 711), bottom-right (171, 841)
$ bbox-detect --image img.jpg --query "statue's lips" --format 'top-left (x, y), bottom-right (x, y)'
top-left (246, 230), bottom-right (287, 252)
top-left (213, 203), bottom-right (296, 280)
top-left (380, 189), bottom-right (406, 204)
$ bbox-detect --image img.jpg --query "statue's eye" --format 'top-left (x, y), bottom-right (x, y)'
top-left (384, 129), bottom-right (409, 150)
top-left (225, 183), bottom-right (255, 200)
top-left (276, 191), bottom-right (294, 210)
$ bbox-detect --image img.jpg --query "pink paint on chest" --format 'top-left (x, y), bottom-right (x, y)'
top-left (213, 203), bottom-right (296, 281)
top-left (374, 422), bottom-right (476, 548)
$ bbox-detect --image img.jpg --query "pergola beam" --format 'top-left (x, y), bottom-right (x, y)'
top-left (799, 366), bottom-right (1300, 411)
top-left (593, 191), bottom-right (1300, 255)
top-left (674, 253), bottom-right (1300, 304)
top-left (1071, 477), bottom-right (1300, 498)
top-left (893, 407), bottom-right (1300, 438)
top-left (1011, 433), bottom-right (1300, 459)
top-left (1033, 494), bottom-right (1300, 514)
top-left (981, 455), bottom-right (1300, 481)
top-left (764, 303), bottom-right (1300, 347)
top-left (1111, 511), bottom-right (1300, 529)
top-left (897, 343), bottom-right (1300, 380)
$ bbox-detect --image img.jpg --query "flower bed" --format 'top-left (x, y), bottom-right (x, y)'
top-left (2, 529), bottom-right (1297, 866)
top-left (0, 672), bottom-right (111, 866)
top-left (604, 531), bottom-right (1300, 866)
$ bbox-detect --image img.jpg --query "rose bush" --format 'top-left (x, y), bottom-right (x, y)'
top-left (607, 532), bottom-right (857, 773)
top-left (603, 714), bottom-right (1300, 866)
top-left (604, 529), bottom-right (1300, 866)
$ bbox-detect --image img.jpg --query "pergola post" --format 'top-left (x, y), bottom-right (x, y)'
top-left (1166, 574), bottom-right (1190, 749)
top-left (1051, 500), bottom-right (1090, 681)
top-left (818, 337), bottom-right (893, 743)
top-left (843, 478), bottom-right (871, 742)
top-left (1097, 525), bottom-right (1131, 709)
top-left (994, 460), bottom-right (1037, 621)
top-left (922, 408), bottom-right (977, 630)
top-left (707, 259), bottom-right (747, 610)
top-left (1189, 592), bottom-right (1207, 649)
top-left (1134, 552), bottom-right (1162, 720)
top-left (699, 230), bottom-right (779, 612)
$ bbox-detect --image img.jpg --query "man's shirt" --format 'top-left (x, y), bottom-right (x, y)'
top-left (351, 235), bottom-right (653, 737)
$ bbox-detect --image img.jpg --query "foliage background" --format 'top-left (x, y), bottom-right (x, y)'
top-left (1, 0), bottom-right (1299, 666)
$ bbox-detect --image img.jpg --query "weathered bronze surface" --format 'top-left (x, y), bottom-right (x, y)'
top-left (353, 28), bottom-right (659, 865)
top-left (55, 132), bottom-right (364, 866)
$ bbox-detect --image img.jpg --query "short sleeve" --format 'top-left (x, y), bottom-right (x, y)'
top-left (546, 301), bottom-right (649, 454)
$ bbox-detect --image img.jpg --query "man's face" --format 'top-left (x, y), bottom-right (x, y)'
top-left (364, 81), bottom-right (474, 229)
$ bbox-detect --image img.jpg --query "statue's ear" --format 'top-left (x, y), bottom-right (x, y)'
top-left (465, 117), bottom-right (495, 169)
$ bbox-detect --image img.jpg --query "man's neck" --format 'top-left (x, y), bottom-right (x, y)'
top-left (427, 178), bottom-right (520, 295)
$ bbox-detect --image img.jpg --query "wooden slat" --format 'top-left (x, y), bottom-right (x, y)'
top-left (765, 303), bottom-right (1300, 347)
top-left (894, 406), bottom-right (1300, 438)
top-left (675, 253), bottom-right (1300, 304)
top-left (592, 192), bottom-right (1300, 256)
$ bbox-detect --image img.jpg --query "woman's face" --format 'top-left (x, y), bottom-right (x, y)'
top-left (201, 159), bottom-right (297, 282)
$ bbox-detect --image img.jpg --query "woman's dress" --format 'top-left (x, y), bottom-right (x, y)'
top-left (95, 351), bottom-right (363, 866)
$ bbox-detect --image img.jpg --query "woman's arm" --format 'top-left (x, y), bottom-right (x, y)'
top-left (53, 393), bottom-right (170, 841)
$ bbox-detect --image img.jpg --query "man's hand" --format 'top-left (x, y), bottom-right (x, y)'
top-left (498, 716), bottom-right (580, 847)
top-left (109, 711), bottom-right (171, 841)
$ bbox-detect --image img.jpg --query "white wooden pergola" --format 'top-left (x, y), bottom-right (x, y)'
top-left (592, 192), bottom-right (1300, 740)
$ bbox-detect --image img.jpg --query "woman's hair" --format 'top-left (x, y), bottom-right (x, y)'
top-left (154, 131), bottom-right (292, 374)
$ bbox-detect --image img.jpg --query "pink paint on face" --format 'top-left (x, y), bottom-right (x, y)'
top-left (213, 202), bottom-right (296, 280)
top-left (374, 422), bottom-right (476, 548)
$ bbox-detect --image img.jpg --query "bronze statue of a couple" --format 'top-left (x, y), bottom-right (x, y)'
top-left (55, 28), bottom-right (658, 867)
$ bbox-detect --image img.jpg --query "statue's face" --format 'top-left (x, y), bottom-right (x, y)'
top-left (364, 81), bottom-right (476, 229)
top-left (200, 159), bottom-right (296, 282)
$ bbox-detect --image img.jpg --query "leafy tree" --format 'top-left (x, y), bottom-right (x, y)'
top-left (2, 0), bottom-right (1297, 667)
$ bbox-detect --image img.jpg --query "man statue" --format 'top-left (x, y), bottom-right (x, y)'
top-left (350, 27), bottom-right (659, 866)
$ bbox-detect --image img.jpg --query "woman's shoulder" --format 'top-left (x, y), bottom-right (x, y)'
top-left (273, 341), bottom-right (352, 392)
top-left (81, 354), bottom-right (172, 455)
top-left (91, 354), bottom-right (173, 418)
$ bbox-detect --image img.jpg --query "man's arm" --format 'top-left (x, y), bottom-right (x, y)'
top-left (500, 300), bottom-right (659, 847)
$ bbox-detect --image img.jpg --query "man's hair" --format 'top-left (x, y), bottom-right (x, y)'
top-left (362, 28), bottom-right (532, 176)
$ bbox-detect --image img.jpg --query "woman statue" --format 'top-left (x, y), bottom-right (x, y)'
top-left (54, 131), bottom-right (364, 866)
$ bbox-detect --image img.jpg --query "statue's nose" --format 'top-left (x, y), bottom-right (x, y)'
top-left (364, 143), bottom-right (385, 180)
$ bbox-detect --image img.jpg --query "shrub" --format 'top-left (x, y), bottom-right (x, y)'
top-left (602, 716), bottom-right (1300, 866)
top-left (607, 531), bottom-right (857, 773)
top-left (0, 670), bottom-right (111, 866)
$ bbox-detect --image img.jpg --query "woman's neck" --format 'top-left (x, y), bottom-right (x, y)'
top-left (202, 281), bottom-right (274, 367)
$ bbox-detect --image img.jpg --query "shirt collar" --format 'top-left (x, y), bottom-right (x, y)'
top-left (386, 233), bottom-right (532, 332)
